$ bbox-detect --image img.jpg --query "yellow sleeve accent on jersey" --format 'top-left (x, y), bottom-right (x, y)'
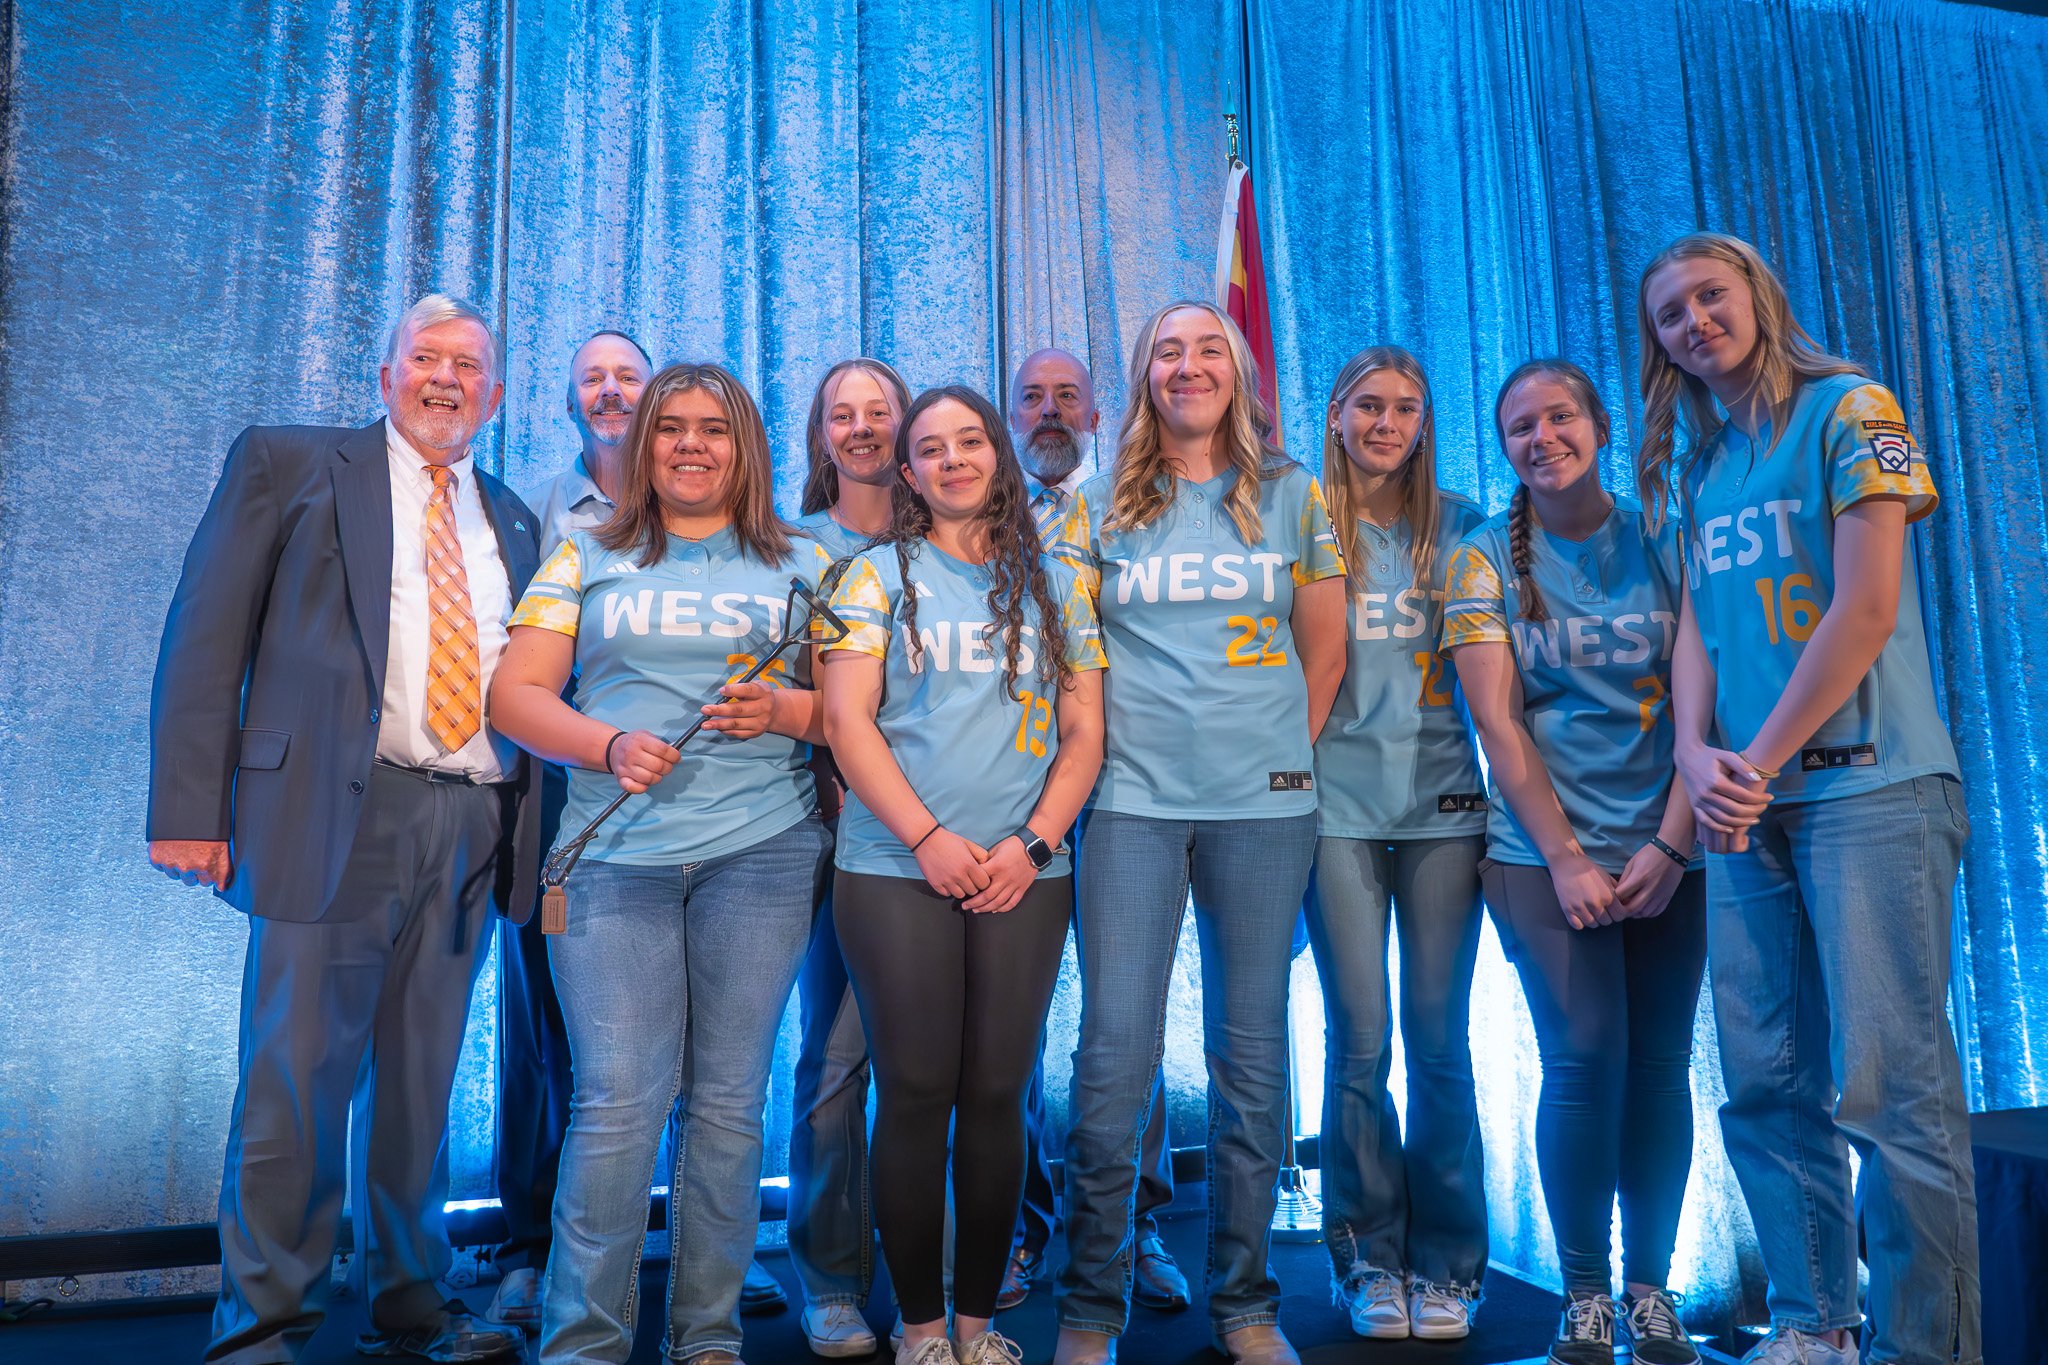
top-left (1060, 570), bottom-right (1108, 672)
top-left (1292, 476), bottom-right (1348, 585)
top-left (802, 541), bottom-right (840, 641)
top-left (1438, 541), bottom-right (1511, 649)
top-left (821, 556), bottom-right (893, 659)
top-left (1826, 383), bottom-right (1938, 524)
top-left (510, 538), bottom-right (584, 637)
top-left (1049, 491), bottom-right (1101, 601)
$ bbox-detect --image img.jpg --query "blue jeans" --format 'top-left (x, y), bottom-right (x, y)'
top-left (1305, 835), bottom-right (1488, 1290)
top-left (1058, 810), bottom-right (1318, 1337)
top-left (538, 817), bottom-right (827, 1365)
top-left (788, 879), bottom-right (877, 1307)
top-left (1710, 775), bottom-right (1978, 1365)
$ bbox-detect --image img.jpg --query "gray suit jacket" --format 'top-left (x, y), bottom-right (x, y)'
top-left (149, 419), bottom-right (544, 924)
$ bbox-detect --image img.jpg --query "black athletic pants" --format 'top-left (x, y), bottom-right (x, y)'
top-left (833, 868), bottom-right (1070, 1323)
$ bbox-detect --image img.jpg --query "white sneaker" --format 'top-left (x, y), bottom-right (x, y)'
top-left (1409, 1279), bottom-right (1476, 1340)
top-left (1740, 1327), bottom-right (1859, 1365)
top-left (485, 1266), bottom-right (541, 1330)
top-left (896, 1333), bottom-right (959, 1365)
top-left (956, 1330), bottom-right (1025, 1365)
top-left (1335, 1264), bottom-right (1409, 1339)
top-left (802, 1303), bottom-right (879, 1359)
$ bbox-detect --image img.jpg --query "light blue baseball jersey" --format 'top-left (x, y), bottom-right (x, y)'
top-left (511, 527), bottom-right (833, 864)
top-left (1441, 497), bottom-right (1685, 874)
top-left (1315, 493), bottom-right (1488, 839)
top-left (1051, 461), bottom-right (1346, 819)
top-left (793, 506), bottom-right (880, 568)
top-left (823, 540), bottom-right (1106, 878)
top-left (1683, 374), bottom-right (1958, 802)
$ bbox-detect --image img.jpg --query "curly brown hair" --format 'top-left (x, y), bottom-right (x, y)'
top-left (885, 386), bottom-right (1073, 701)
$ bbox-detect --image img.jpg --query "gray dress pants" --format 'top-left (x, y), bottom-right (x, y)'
top-left (206, 763), bottom-right (507, 1364)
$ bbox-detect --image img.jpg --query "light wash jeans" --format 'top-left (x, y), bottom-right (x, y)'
top-left (1710, 775), bottom-right (1978, 1365)
top-left (1058, 810), bottom-right (1318, 1338)
top-left (1305, 834), bottom-right (1488, 1290)
top-left (538, 816), bottom-right (828, 1365)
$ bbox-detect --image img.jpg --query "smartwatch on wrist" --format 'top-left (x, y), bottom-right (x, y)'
top-left (1014, 828), bottom-right (1054, 870)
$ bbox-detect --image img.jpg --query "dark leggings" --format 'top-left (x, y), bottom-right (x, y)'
top-left (834, 868), bottom-right (1071, 1323)
top-left (1480, 860), bottom-right (1707, 1294)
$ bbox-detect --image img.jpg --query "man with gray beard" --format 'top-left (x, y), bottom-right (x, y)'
top-left (998, 347), bottom-right (1189, 1318)
top-left (1010, 347), bottom-right (1100, 538)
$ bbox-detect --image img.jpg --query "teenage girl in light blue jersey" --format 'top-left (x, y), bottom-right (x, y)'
top-left (1050, 301), bottom-right (1348, 1365)
top-left (1637, 234), bottom-right (1975, 1365)
top-left (785, 356), bottom-right (914, 1357)
top-left (820, 385), bottom-right (1106, 1365)
top-left (489, 363), bottom-right (833, 1365)
top-left (1305, 346), bottom-right (1489, 1343)
top-left (1443, 361), bottom-right (1704, 1365)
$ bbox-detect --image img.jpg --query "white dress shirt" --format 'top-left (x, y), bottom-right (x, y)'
top-left (377, 423), bottom-right (517, 781)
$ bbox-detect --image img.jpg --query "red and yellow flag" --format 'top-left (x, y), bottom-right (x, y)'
top-left (1214, 160), bottom-right (1281, 437)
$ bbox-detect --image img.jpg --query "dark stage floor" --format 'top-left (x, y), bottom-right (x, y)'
top-left (2, 1210), bottom-right (1578, 1365)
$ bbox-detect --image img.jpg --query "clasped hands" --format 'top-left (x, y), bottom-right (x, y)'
top-left (1677, 741), bottom-right (1773, 855)
top-left (914, 828), bottom-right (1038, 914)
top-left (1549, 843), bottom-right (1685, 930)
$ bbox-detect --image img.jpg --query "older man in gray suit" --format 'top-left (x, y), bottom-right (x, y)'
top-left (149, 294), bottom-right (541, 1364)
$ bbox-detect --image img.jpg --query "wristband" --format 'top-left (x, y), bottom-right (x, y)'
top-left (1736, 750), bottom-right (1781, 781)
top-left (603, 730), bottom-right (628, 774)
top-left (910, 823), bottom-right (942, 852)
top-left (1649, 835), bottom-right (1691, 869)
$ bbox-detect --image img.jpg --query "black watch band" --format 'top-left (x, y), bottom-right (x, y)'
top-left (1015, 828), bottom-right (1054, 870)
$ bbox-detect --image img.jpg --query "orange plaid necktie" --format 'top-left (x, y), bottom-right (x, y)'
top-left (423, 465), bottom-right (481, 752)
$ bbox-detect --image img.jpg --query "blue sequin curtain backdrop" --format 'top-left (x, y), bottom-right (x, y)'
top-left (1, 0), bottom-right (2043, 1323)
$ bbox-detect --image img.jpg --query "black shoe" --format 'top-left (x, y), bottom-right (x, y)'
top-left (1621, 1289), bottom-right (1699, 1365)
top-left (356, 1300), bottom-right (521, 1362)
top-left (740, 1258), bottom-right (788, 1314)
top-left (1546, 1292), bottom-right (1615, 1365)
top-left (1132, 1236), bottom-right (1189, 1312)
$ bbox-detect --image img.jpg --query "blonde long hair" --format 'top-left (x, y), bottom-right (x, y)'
top-left (1635, 232), bottom-right (1863, 527)
top-left (599, 362), bottom-right (793, 567)
top-left (1321, 346), bottom-right (1442, 591)
top-left (1105, 300), bottom-right (1287, 543)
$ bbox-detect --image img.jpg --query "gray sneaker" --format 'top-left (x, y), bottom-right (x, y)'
top-left (896, 1334), bottom-right (959, 1365)
top-left (956, 1330), bottom-right (1025, 1365)
top-left (1740, 1327), bottom-right (1859, 1365)
top-left (1547, 1291), bottom-right (1615, 1365)
top-left (1621, 1289), bottom-right (1699, 1365)
top-left (1335, 1264), bottom-right (1409, 1339)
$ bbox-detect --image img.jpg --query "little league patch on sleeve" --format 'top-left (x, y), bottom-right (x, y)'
top-left (1268, 771), bottom-right (1315, 792)
top-left (1861, 419), bottom-right (1916, 476)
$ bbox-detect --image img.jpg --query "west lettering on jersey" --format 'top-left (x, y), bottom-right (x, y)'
top-left (1111, 552), bottom-right (1287, 605)
top-left (1685, 499), bottom-right (1801, 587)
top-left (599, 590), bottom-right (790, 640)
top-left (904, 619), bottom-right (1039, 675)
top-left (1509, 611), bottom-right (1676, 671)
top-left (1352, 587), bottom-right (1436, 641)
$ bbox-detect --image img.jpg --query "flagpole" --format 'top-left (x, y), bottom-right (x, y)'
top-left (1216, 96), bottom-right (1323, 1241)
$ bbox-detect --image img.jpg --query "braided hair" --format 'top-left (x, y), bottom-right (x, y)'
top-left (1506, 484), bottom-right (1547, 624)
top-left (888, 386), bottom-right (1073, 702)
